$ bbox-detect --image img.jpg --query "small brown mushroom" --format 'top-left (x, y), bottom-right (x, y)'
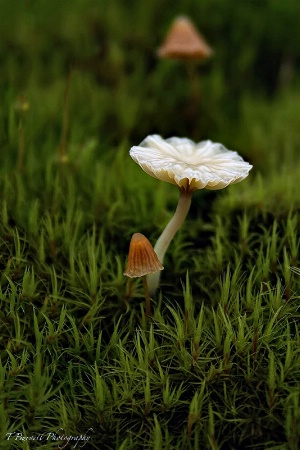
top-left (157, 15), bottom-right (213, 61)
top-left (124, 233), bottom-right (163, 318)
top-left (157, 16), bottom-right (213, 130)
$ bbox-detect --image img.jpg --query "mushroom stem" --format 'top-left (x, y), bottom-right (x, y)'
top-left (142, 275), bottom-right (151, 319)
top-left (147, 188), bottom-right (192, 295)
top-left (187, 60), bottom-right (201, 103)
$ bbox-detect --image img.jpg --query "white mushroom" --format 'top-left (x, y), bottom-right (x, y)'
top-left (130, 134), bottom-right (252, 295)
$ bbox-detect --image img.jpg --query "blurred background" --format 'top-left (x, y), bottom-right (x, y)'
top-left (1, 0), bottom-right (300, 164)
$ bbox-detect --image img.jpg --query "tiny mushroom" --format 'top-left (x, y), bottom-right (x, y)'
top-left (157, 15), bottom-right (213, 61)
top-left (157, 16), bottom-right (213, 125)
top-left (124, 232), bottom-right (163, 318)
top-left (130, 135), bottom-right (252, 295)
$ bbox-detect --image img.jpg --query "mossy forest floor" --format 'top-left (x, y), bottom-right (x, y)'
top-left (1, 1), bottom-right (300, 449)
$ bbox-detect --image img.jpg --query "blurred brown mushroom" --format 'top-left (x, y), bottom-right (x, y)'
top-left (157, 15), bottom-right (213, 61)
top-left (124, 233), bottom-right (163, 318)
top-left (157, 16), bottom-right (213, 132)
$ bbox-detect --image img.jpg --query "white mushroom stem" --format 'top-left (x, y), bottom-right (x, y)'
top-left (147, 188), bottom-right (192, 296)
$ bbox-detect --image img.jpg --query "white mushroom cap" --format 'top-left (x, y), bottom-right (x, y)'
top-left (130, 135), bottom-right (252, 191)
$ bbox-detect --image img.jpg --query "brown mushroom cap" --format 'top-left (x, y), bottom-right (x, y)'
top-left (124, 233), bottom-right (164, 278)
top-left (157, 15), bottom-right (213, 60)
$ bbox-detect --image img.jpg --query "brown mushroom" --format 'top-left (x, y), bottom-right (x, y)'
top-left (157, 16), bottom-right (213, 129)
top-left (124, 233), bottom-right (163, 318)
top-left (157, 15), bottom-right (213, 61)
